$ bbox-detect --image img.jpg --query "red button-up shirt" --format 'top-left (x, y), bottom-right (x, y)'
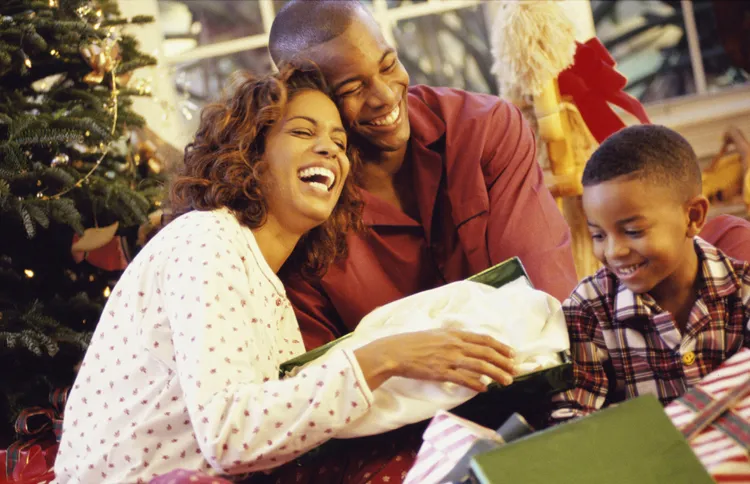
top-left (280, 85), bottom-right (578, 350)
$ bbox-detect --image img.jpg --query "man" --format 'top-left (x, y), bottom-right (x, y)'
top-left (272, 0), bottom-right (578, 350)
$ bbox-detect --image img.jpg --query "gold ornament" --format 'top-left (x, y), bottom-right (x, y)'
top-left (135, 140), bottom-right (163, 175)
top-left (80, 41), bottom-right (120, 85)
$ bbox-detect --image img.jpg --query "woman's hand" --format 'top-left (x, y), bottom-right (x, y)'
top-left (353, 329), bottom-right (518, 392)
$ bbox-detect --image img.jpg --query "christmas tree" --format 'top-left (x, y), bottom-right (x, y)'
top-left (0, 0), bottom-right (163, 444)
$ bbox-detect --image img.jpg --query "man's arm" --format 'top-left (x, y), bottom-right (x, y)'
top-left (699, 214), bottom-right (750, 262)
top-left (549, 292), bottom-right (611, 422)
top-left (481, 101), bottom-right (578, 301)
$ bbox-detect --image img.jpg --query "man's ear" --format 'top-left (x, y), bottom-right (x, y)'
top-left (685, 195), bottom-right (709, 237)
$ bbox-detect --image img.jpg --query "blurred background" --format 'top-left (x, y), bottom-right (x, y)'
top-left (119, 0), bottom-right (750, 165)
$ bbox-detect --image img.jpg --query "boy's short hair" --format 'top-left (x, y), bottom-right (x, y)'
top-left (581, 125), bottom-right (702, 199)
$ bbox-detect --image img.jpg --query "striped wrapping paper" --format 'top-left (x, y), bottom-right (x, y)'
top-left (403, 410), bottom-right (504, 484)
top-left (665, 348), bottom-right (750, 483)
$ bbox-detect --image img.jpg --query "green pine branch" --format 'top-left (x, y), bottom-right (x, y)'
top-left (0, 179), bottom-right (10, 207)
top-left (0, 142), bottom-right (30, 171)
top-left (48, 196), bottom-right (84, 234)
top-left (52, 116), bottom-right (112, 141)
top-left (21, 25), bottom-right (48, 52)
top-left (9, 114), bottom-right (35, 137)
top-left (0, 301), bottom-right (91, 357)
top-left (130, 15), bottom-right (154, 25)
top-left (24, 198), bottom-right (50, 229)
top-left (42, 165), bottom-right (77, 187)
top-left (14, 128), bottom-right (83, 145)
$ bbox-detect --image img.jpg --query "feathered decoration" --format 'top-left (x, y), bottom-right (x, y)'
top-left (491, 0), bottom-right (576, 100)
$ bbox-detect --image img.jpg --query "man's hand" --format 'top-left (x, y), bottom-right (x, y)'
top-left (354, 329), bottom-right (518, 392)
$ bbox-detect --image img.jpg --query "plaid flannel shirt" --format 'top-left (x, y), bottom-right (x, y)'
top-left (551, 237), bottom-right (750, 421)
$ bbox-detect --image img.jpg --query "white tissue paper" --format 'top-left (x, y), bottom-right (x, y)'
top-left (300, 278), bottom-right (570, 438)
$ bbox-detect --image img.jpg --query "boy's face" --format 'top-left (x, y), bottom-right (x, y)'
top-left (582, 175), bottom-right (705, 299)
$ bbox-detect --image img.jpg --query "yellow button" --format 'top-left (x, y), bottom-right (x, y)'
top-left (682, 351), bottom-right (696, 366)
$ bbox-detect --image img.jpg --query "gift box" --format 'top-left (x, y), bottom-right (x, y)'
top-left (665, 348), bottom-right (750, 483)
top-left (0, 442), bottom-right (57, 484)
top-left (281, 257), bottom-right (540, 374)
top-left (404, 410), bottom-right (534, 484)
top-left (279, 258), bottom-right (573, 431)
top-left (1, 388), bottom-right (69, 484)
top-left (469, 396), bottom-right (715, 484)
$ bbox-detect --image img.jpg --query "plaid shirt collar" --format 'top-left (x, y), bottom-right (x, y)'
top-left (612, 237), bottom-right (742, 325)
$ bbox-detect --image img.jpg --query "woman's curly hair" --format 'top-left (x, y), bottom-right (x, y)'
top-left (169, 63), bottom-right (363, 275)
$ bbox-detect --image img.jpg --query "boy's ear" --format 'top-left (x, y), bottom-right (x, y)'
top-left (685, 195), bottom-right (709, 237)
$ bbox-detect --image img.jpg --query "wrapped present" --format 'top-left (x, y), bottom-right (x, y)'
top-left (404, 410), bottom-right (534, 484)
top-left (665, 348), bottom-right (750, 483)
top-left (469, 396), bottom-right (715, 484)
top-left (1, 388), bottom-right (69, 484)
top-left (280, 257), bottom-right (573, 432)
top-left (0, 441), bottom-right (57, 484)
top-left (280, 257), bottom-right (536, 375)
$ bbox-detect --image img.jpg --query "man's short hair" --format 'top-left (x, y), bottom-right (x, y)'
top-left (581, 125), bottom-right (702, 198)
top-left (269, 0), bottom-right (365, 67)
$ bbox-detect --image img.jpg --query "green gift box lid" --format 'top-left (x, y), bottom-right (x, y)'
top-left (470, 395), bottom-right (715, 484)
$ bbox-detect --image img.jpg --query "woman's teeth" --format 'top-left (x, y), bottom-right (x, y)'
top-left (298, 166), bottom-right (335, 191)
top-left (306, 181), bottom-right (329, 193)
top-left (369, 104), bottom-right (400, 126)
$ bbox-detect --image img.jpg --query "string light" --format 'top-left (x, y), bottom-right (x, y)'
top-left (49, 0), bottom-right (58, 7)
top-left (42, 48), bottom-right (120, 200)
top-left (49, 49), bottom-right (59, 57)
top-left (24, 269), bottom-right (34, 278)
top-left (93, 9), bottom-right (103, 29)
top-left (75, 4), bottom-right (92, 18)
top-left (22, 52), bottom-right (32, 68)
top-left (103, 286), bottom-right (111, 297)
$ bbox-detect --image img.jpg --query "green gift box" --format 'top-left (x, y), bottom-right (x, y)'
top-left (279, 257), bottom-right (574, 429)
top-left (469, 395), bottom-right (715, 484)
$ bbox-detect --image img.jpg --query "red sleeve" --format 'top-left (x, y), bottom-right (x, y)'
top-left (482, 101), bottom-right (578, 301)
top-left (699, 214), bottom-right (750, 263)
top-left (280, 270), bottom-right (346, 350)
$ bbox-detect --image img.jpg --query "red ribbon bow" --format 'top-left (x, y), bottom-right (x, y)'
top-left (558, 37), bottom-right (651, 143)
top-left (2, 387), bottom-right (69, 482)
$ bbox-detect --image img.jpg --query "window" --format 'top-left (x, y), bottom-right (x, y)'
top-left (157, 0), bottom-right (494, 136)
top-left (153, 0), bottom-right (750, 156)
top-left (592, 0), bottom-right (749, 103)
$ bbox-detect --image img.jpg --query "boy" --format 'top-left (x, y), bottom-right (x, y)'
top-left (551, 125), bottom-right (750, 421)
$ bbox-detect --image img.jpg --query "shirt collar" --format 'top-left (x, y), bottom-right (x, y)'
top-left (612, 236), bottom-right (741, 324)
top-left (406, 85), bottom-right (446, 147)
top-left (693, 236), bottom-right (742, 300)
top-left (357, 86), bottom-right (447, 229)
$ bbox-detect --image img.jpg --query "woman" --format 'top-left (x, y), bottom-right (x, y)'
top-left (54, 64), bottom-right (517, 484)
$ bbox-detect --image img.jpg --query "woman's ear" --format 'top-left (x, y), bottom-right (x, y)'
top-left (685, 195), bottom-right (709, 237)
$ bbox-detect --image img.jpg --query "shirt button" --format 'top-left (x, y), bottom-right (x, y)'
top-left (682, 351), bottom-right (696, 366)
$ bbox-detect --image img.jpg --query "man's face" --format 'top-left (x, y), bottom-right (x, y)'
top-left (307, 15), bottom-right (411, 154)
